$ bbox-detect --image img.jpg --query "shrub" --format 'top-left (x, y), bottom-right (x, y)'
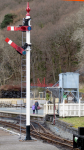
top-left (46, 93), bottom-right (50, 100)
top-left (0, 14), bottom-right (16, 29)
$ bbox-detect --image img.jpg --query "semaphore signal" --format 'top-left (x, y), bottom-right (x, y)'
top-left (5, 2), bottom-right (32, 140)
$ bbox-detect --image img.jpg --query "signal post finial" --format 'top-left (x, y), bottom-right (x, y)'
top-left (26, 2), bottom-right (30, 16)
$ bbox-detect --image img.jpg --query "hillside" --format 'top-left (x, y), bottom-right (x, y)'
top-left (0, 0), bottom-right (84, 87)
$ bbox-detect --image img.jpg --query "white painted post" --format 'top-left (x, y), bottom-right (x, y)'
top-left (49, 104), bottom-right (50, 113)
top-left (25, 2), bottom-right (31, 140)
top-left (46, 101), bottom-right (47, 114)
top-left (63, 99), bottom-right (64, 117)
top-left (79, 98), bottom-right (80, 117)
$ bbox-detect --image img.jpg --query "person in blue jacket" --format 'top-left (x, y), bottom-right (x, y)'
top-left (32, 104), bottom-right (35, 114)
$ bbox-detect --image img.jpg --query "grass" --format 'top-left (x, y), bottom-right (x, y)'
top-left (59, 117), bottom-right (84, 128)
top-left (79, 88), bottom-right (84, 93)
top-left (79, 84), bottom-right (84, 93)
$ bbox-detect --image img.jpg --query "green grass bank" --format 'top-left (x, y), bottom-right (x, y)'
top-left (59, 117), bottom-right (84, 128)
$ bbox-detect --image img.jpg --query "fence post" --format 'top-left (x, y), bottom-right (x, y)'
top-left (63, 99), bottom-right (65, 117)
top-left (79, 99), bottom-right (80, 117)
top-left (46, 101), bottom-right (47, 114)
top-left (53, 97), bottom-right (55, 125)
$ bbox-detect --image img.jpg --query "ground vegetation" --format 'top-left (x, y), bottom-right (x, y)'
top-left (60, 117), bottom-right (84, 128)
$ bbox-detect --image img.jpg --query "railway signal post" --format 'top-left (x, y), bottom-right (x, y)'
top-left (5, 2), bottom-right (32, 140)
top-left (25, 2), bottom-right (31, 140)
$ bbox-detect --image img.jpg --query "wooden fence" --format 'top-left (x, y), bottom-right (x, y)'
top-left (44, 100), bottom-right (84, 117)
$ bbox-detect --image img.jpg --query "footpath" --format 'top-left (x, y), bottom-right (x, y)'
top-left (0, 128), bottom-right (59, 150)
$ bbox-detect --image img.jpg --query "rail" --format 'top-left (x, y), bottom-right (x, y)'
top-left (0, 119), bottom-right (73, 149)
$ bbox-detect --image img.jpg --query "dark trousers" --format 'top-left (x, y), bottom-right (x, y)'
top-left (33, 110), bottom-right (35, 114)
top-left (36, 109), bottom-right (38, 114)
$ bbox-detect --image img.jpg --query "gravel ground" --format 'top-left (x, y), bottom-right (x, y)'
top-left (46, 122), bottom-right (73, 141)
top-left (0, 128), bottom-right (59, 150)
top-left (0, 117), bottom-right (75, 150)
top-left (45, 122), bottom-right (74, 150)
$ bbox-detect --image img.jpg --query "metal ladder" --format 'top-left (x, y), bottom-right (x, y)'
top-left (21, 31), bottom-right (26, 99)
top-left (19, 31), bottom-right (26, 139)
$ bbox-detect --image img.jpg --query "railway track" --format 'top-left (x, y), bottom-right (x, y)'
top-left (0, 120), bottom-right (74, 150)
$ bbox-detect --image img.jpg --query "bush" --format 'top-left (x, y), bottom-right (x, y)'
top-left (46, 93), bottom-right (50, 100)
top-left (0, 14), bottom-right (16, 29)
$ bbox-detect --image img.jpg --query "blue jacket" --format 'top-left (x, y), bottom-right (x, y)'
top-left (32, 105), bottom-right (35, 110)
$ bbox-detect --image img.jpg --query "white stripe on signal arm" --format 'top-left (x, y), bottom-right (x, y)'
top-left (8, 40), bottom-right (12, 45)
top-left (11, 26), bottom-right (14, 31)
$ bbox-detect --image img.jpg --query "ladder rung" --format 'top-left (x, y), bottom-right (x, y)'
top-left (22, 81), bottom-right (26, 82)
top-left (22, 76), bottom-right (26, 77)
top-left (22, 70), bottom-right (26, 71)
top-left (22, 65), bottom-right (26, 66)
top-left (22, 79), bottom-right (26, 80)
top-left (22, 92), bottom-right (26, 93)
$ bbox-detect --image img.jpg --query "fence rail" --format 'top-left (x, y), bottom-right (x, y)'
top-left (44, 102), bottom-right (58, 115)
top-left (44, 100), bottom-right (84, 117)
